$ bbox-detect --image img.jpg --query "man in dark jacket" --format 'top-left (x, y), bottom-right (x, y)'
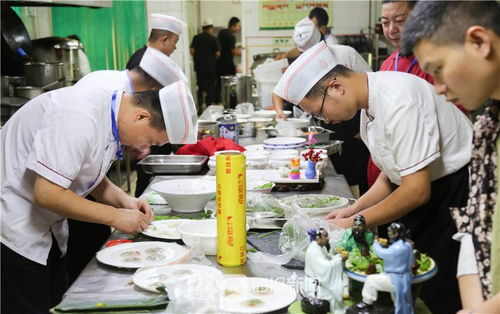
top-left (215, 17), bottom-right (241, 103)
top-left (190, 18), bottom-right (220, 111)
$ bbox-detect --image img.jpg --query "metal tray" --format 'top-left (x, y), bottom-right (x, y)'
top-left (138, 155), bottom-right (208, 174)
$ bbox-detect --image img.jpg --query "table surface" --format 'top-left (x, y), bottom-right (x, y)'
top-left (62, 132), bottom-right (354, 313)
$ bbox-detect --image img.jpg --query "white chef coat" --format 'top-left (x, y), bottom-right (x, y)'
top-left (360, 71), bottom-right (472, 185)
top-left (75, 70), bottom-right (134, 93)
top-left (0, 85), bottom-right (122, 265)
top-left (329, 44), bottom-right (371, 73)
top-left (324, 33), bottom-right (339, 46)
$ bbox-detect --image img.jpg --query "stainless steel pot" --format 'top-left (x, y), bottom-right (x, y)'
top-left (220, 75), bottom-right (238, 108)
top-left (236, 75), bottom-right (253, 104)
top-left (14, 79), bottom-right (63, 99)
top-left (198, 121), bottom-right (219, 139)
top-left (23, 62), bottom-right (64, 89)
top-left (14, 86), bottom-right (44, 99)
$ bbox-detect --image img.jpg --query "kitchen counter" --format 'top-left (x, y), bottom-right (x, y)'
top-left (60, 132), bottom-right (353, 313)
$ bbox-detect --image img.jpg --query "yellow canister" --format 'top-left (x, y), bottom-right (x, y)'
top-left (216, 151), bottom-right (246, 266)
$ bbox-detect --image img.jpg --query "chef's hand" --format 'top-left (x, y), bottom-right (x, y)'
top-left (112, 208), bottom-right (150, 234)
top-left (324, 206), bottom-right (353, 220)
top-left (327, 217), bottom-right (353, 229)
top-left (121, 196), bottom-right (154, 222)
top-left (276, 111), bottom-right (287, 120)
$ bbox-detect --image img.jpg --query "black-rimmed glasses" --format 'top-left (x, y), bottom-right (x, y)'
top-left (312, 86), bottom-right (328, 121)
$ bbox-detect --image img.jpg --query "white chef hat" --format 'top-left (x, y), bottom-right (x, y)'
top-left (140, 47), bottom-right (188, 86)
top-left (201, 18), bottom-right (214, 27)
top-left (150, 14), bottom-right (186, 35)
top-left (159, 81), bottom-right (198, 144)
top-left (274, 41), bottom-right (336, 104)
top-left (293, 18), bottom-right (321, 52)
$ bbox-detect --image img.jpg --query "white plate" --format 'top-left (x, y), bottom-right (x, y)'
top-left (133, 264), bottom-right (223, 293)
top-left (96, 241), bottom-right (189, 269)
top-left (142, 219), bottom-right (191, 240)
top-left (263, 137), bottom-right (306, 146)
top-left (219, 277), bottom-right (297, 313)
top-left (280, 194), bottom-right (349, 218)
top-left (244, 144), bottom-right (265, 151)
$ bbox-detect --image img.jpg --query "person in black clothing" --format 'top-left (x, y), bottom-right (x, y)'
top-left (215, 17), bottom-right (241, 103)
top-left (190, 18), bottom-right (221, 112)
top-left (127, 13), bottom-right (186, 70)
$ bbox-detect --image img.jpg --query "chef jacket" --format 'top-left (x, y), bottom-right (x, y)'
top-left (360, 72), bottom-right (472, 185)
top-left (75, 70), bottom-right (134, 93)
top-left (1, 85), bottom-right (122, 265)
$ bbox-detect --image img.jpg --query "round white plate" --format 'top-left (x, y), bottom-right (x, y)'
top-left (133, 264), bottom-right (223, 293)
top-left (344, 258), bottom-right (438, 284)
top-left (280, 194), bottom-right (349, 218)
top-left (263, 137), bottom-right (306, 146)
top-left (244, 144), bottom-right (265, 151)
top-left (96, 241), bottom-right (188, 269)
top-left (142, 219), bottom-right (191, 240)
top-left (219, 277), bottom-right (297, 313)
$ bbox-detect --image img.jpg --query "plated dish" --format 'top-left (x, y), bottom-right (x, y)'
top-left (344, 256), bottom-right (438, 284)
top-left (133, 264), bottom-right (223, 293)
top-left (96, 241), bottom-right (188, 269)
top-left (218, 277), bottom-right (296, 313)
top-left (280, 194), bottom-right (349, 218)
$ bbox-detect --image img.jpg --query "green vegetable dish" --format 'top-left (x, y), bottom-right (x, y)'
top-left (297, 196), bottom-right (343, 208)
top-left (345, 247), bottom-right (434, 276)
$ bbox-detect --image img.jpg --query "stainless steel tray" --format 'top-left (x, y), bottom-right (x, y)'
top-left (138, 155), bottom-right (208, 174)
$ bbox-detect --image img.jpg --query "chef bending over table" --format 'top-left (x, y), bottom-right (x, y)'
top-left (274, 41), bottom-right (473, 314)
top-left (0, 79), bottom-right (198, 313)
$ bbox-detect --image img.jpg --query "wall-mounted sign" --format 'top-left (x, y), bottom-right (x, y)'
top-left (259, 1), bottom-right (331, 30)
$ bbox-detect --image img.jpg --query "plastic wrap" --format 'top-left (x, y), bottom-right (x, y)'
top-left (246, 192), bottom-right (285, 217)
top-left (248, 201), bottom-right (343, 265)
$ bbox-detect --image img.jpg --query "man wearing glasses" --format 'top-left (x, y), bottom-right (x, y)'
top-left (274, 41), bottom-right (472, 313)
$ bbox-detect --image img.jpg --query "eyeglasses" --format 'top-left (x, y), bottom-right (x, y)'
top-left (312, 86), bottom-right (329, 121)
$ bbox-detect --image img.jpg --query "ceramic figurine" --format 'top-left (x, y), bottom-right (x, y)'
top-left (350, 222), bottom-right (414, 314)
top-left (289, 158), bottom-right (301, 179)
top-left (336, 215), bottom-right (374, 256)
top-left (301, 228), bottom-right (345, 314)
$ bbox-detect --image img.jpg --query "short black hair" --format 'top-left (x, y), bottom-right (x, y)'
top-left (131, 90), bottom-right (165, 130)
top-left (132, 67), bottom-right (163, 90)
top-left (228, 17), bottom-right (240, 28)
top-left (381, 0), bottom-right (416, 10)
top-left (309, 7), bottom-right (329, 27)
top-left (148, 29), bottom-right (175, 42)
top-left (400, 1), bottom-right (500, 56)
top-left (305, 64), bottom-right (353, 99)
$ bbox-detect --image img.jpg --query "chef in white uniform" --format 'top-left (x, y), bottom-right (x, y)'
top-left (0, 81), bottom-right (197, 313)
top-left (274, 41), bottom-right (472, 312)
top-left (273, 40), bottom-right (371, 119)
top-left (66, 46), bottom-right (189, 284)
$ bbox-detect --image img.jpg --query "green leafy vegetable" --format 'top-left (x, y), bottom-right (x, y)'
top-left (253, 182), bottom-right (274, 189)
top-left (153, 215), bottom-right (182, 221)
top-left (298, 196), bottom-right (342, 208)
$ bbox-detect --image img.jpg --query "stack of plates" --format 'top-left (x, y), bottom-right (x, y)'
top-left (263, 137), bottom-right (307, 150)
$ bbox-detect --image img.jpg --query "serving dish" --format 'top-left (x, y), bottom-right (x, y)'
top-left (150, 179), bottom-right (216, 213)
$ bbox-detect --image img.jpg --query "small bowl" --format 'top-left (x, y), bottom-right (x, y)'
top-left (247, 180), bottom-right (276, 193)
top-left (151, 179), bottom-right (216, 213)
top-left (177, 219), bottom-right (217, 255)
top-left (276, 118), bottom-right (310, 129)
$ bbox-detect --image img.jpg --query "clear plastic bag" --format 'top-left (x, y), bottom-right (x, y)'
top-left (165, 275), bottom-right (223, 314)
top-left (246, 192), bottom-right (285, 218)
top-left (248, 201), bottom-right (343, 265)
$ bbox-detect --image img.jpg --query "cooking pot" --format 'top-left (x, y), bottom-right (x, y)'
top-left (23, 62), bottom-right (64, 89)
top-left (15, 80), bottom-right (62, 99)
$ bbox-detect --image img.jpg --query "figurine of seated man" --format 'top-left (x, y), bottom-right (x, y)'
top-left (352, 222), bottom-right (415, 314)
top-left (336, 214), bottom-right (374, 256)
top-left (302, 228), bottom-right (345, 314)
